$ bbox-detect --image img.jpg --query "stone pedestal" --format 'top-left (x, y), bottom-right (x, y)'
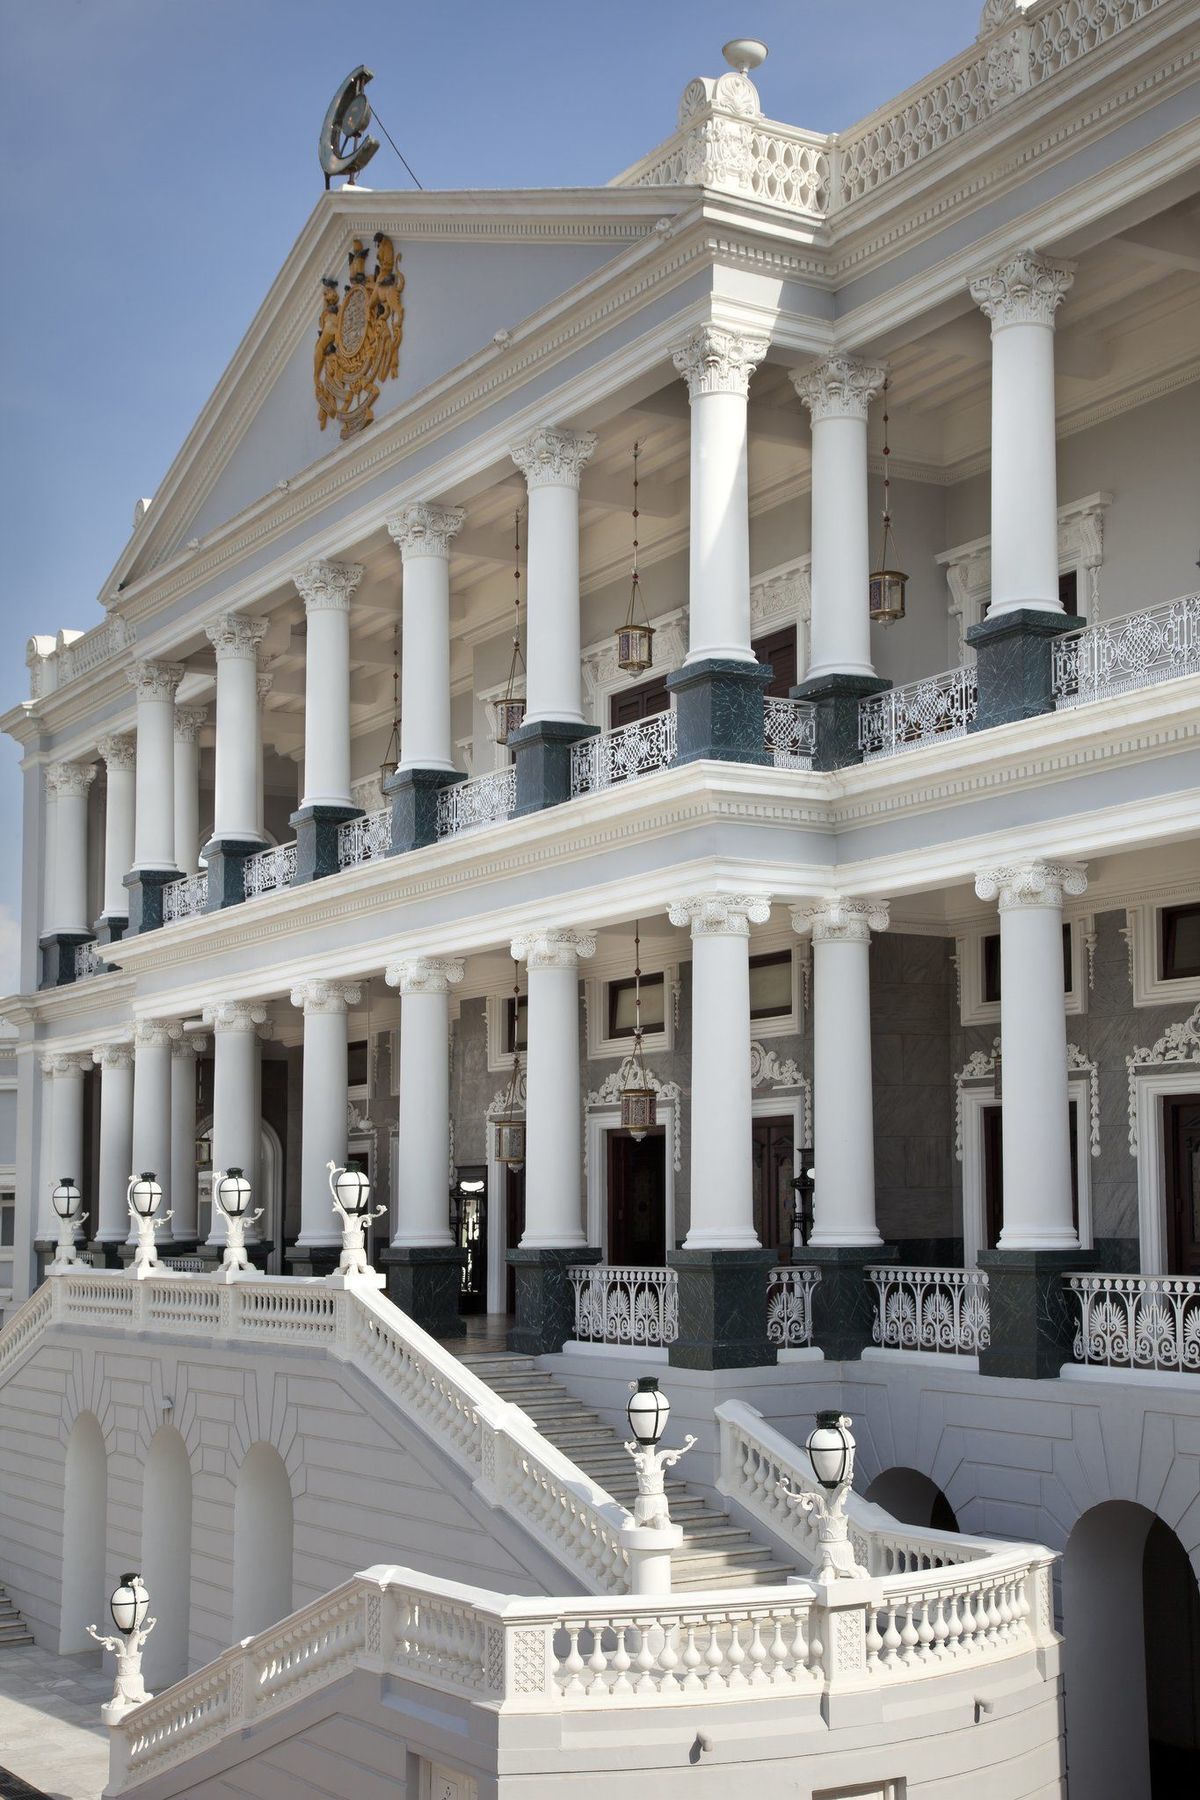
top-left (792, 673), bottom-right (890, 770)
top-left (284, 1242), bottom-right (342, 1280)
top-left (203, 838), bottom-right (261, 910)
top-left (967, 609), bottom-right (1076, 730)
top-left (383, 1245), bottom-right (467, 1338)
top-left (509, 720), bottom-right (597, 817)
top-left (806, 1244), bottom-right (897, 1362)
top-left (86, 1239), bottom-right (127, 1270)
top-left (125, 869), bottom-right (183, 935)
top-left (666, 659), bottom-right (771, 766)
top-left (93, 916), bottom-right (126, 949)
top-left (290, 803), bottom-right (360, 884)
top-left (39, 932), bottom-right (90, 988)
top-left (667, 1247), bottom-right (776, 1370)
top-left (508, 1246), bottom-right (599, 1356)
top-left (977, 1247), bottom-right (1079, 1379)
top-left (385, 769), bottom-right (464, 853)
top-left (190, 1240), bottom-right (272, 1275)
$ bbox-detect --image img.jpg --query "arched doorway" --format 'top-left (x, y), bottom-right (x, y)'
top-left (232, 1443), bottom-right (293, 1641)
top-left (864, 1466), bottom-right (959, 1534)
top-left (60, 1413), bottom-right (107, 1654)
top-left (141, 1426), bottom-right (192, 1687)
top-left (1064, 1500), bottom-right (1200, 1797)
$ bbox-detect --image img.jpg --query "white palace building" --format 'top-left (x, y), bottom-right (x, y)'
top-left (1, 4), bottom-right (1199, 1796)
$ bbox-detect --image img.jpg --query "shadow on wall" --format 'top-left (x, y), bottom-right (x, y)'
top-left (60, 1412), bottom-right (106, 1654)
top-left (864, 1465), bottom-right (959, 1534)
top-left (232, 1442), bottom-right (293, 1642)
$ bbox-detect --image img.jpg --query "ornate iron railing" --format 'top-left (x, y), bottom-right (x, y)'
top-left (570, 711), bottom-right (677, 796)
top-left (337, 807), bottom-right (392, 868)
top-left (243, 842), bottom-right (297, 899)
top-left (1052, 594), bottom-right (1200, 708)
top-left (569, 1264), bottom-right (678, 1346)
top-left (764, 697), bottom-right (817, 769)
top-left (766, 1265), bottom-right (820, 1347)
top-left (859, 666), bottom-right (978, 758)
top-left (435, 768), bottom-right (517, 838)
top-left (162, 873), bottom-right (207, 924)
top-left (1067, 1273), bottom-right (1200, 1373)
top-left (869, 1266), bottom-right (991, 1355)
top-left (73, 941), bottom-right (108, 979)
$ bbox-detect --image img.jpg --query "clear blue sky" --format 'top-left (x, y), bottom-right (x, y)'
top-left (0, 0), bottom-right (979, 985)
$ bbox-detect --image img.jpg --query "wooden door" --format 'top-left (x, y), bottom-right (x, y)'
top-left (1165, 1096), bottom-right (1200, 1276)
top-left (753, 627), bottom-right (798, 699)
top-left (752, 1115), bottom-right (795, 1254)
top-left (983, 1103), bottom-right (1079, 1248)
top-left (610, 675), bottom-right (670, 729)
top-left (607, 1130), bottom-right (666, 1265)
top-left (505, 1165), bottom-right (525, 1314)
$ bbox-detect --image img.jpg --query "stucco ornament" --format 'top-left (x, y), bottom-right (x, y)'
top-left (387, 502), bottom-right (466, 560)
top-left (293, 560), bottom-right (364, 614)
top-left (314, 234), bottom-right (404, 439)
top-left (669, 894), bottom-right (772, 937)
top-left (671, 326), bottom-right (769, 399)
top-left (974, 859), bottom-right (1087, 911)
top-left (624, 1431), bottom-right (697, 1531)
top-left (791, 897), bottom-right (890, 944)
top-left (969, 251), bottom-right (1074, 329)
top-left (87, 1609), bottom-right (156, 1726)
top-left (791, 354), bottom-right (887, 424)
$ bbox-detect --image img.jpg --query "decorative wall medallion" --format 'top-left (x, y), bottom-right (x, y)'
top-left (314, 234), bottom-right (405, 439)
top-left (1126, 1003), bottom-right (1200, 1154)
top-left (749, 1042), bottom-right (813, 1146)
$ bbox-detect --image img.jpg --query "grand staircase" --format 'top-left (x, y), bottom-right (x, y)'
top-left (0, 1584), bottom-right (34, 1647)
top-left (455, 1349), bottom-right (795, 1591)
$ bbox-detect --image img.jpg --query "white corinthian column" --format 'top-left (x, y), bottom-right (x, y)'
top-left (127, 661), bottom-right (185, 874)
top-left (96, 736), bottom-right (135, 933)
top-left (385, 957), bottom-right (465, 1245)
top-left (293, 561), bottom-right (363, 809)
top-left (92, 1043), bottom-right (134, 1245)
top-left (170, 1033), bottom-right (206, 1245)
top-left (969, 251), bottom-right (1074, 615)
top-left (289, 980), bottom-right (361, 1249)
top-left (203, 1001), bottom-right (266, 1245)
top-left (974, 859), bottom-right (1087, 1248)
top-left (204, 615), bottom-right (267, 843)
top-left (791, 354), bottom-right (887, 682)
top-left (130, 1021), bottom-right (179, 1241)
top-left (39, 1053), bottom-right (91, 1244)
top-left (791, 896), bottom-right (890, 1247)
top-left (672, 326), bottom-right (770, 664)
top-left (510, 928), bottom-right (595, 1246)
top-left (44, 762), bottom-right (96, 937)
top-left (668, 894), bottom-right (773, 1248)
top-left (509, 430), bottom-right (596, 726)
top-left (386, 507), bottom-right (464, 773)
top-left (172, 708), bottom-right (208, 876)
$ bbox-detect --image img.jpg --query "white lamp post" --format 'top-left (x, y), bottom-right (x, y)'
top-left (619, 1376), bottom-right (696, 1594)
top-left (88, 1573), bottom-right (156, 1725)
top-left (213, 1167), bottom-right (261, 1282)
top-left (777, 1410), bottom-right (866, 1581)
top-left (48, 1177), bottom-right (87, 1272)
top-left (326, 1160), bottom-right (385, 1285)
top-left (126, 1172), bottom-right (171, 1279)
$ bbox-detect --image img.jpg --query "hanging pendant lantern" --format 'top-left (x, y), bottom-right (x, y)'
top-left (616, 442), bottom-right (655, 675)
top-left (493, 510), bottom-right (528, 746)
top-left (496, 958), bottom-right (527, 1170)
top-left (868, 377), bottom-right (907, 625)
top-left (620, 921), bottom-right (657, 1142)
top-left (380, 626), bottom-right (402, 785)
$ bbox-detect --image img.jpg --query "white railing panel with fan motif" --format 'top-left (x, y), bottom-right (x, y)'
top-left (162, 872), bottom-right (207, 924)
top-left (243, 842), bottom-right (297, 899)
top-left (1067, 1273), bottom-right (1200, 1372)
top-left (766, 1265), bottom-right (819, 1347)
top-left (1052, 594), bottom-right (1200, 708)
top-left (870, 1266), bottom-right (991, 1355)
top-left (337, 807), bottom-right (392, 868)
top-left (858, 666), bottom-right (977, 758)
top-left (569, 1264), bottom-right (678, 1346)
top-left (570, 711), bottom-right (676, 797)
top-left (436, 768), bottom-right (517, 838)
top-left (764, 698), bottom-right (817, 770)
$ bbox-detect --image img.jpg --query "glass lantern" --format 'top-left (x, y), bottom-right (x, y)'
top-left (868, 568), bottom-right (907, 624)
top-left (51, 1177), bottom-right (81, 1222)
top-left (330, 1165), bottom-right (373, 1216)
top-left (616, 621), bottom-right (655, 677)
top-left (214, 1167), bottom-right (252, 1219)
top-left (109, 1573), bottom-right (150, 1638)
top-left (620, 1080), bottom-right (657, 1144)
top-left (627, 1375), bottom-right (669, 1447)
top-left (128, 1172), bottom-right (162, 1219)
top-left (492, 696), bottom-right (527, 748)
top-left (805, 1411), bottom-right (855, 1491)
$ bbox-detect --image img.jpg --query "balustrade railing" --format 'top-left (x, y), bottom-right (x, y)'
top-left (436, 768), bottom-right (517, 838)
top-left (1052, 594), bottom-right (1200, 708)
top-left (859, 666), bottom-right (977, 758)
top-left (763, 697), bottom-right (817, 770)
top-left (569, 1264), bottom-right (678, 1346)
top-left (161, 872), bottom-right (207, 924)
top-left (72, 941), bottom-right (108, 980)
top-left (570, 711), bottom-right (677, 796)
top-left (243, 842), bottom-right (297, 899)
top-left (870, 1266), bottom-right (991, 1355)
top-left (1067, 1272), bottom-right (1200, 1373)
top-left (337, 807), bottom-right (392, 868)
top-left (766, 1265), bottom-right (819, 1347)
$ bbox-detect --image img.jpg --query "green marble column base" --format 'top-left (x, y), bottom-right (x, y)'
top-left (806, 1243), bottom-right (898, 1361)
top-left (791, 673), bottom-right (890, 771)
top-left (509, 720), bottom-right (598, 818)
top-left (666, 658), bottom-right (772, 766)
top-left (382, 1245), bottom-right (468, 1337)
top-left (202, 838), bottom-right (263, 911)
top-left (385, 768), bottom-right (464, 853)
top-left (38, 932), bottom-right (92, 988)
top-left (507, 1245), bottom-right (600, 1355)
top-left (966, 608), bottom-right (1076, 730)
top-left (667, 1247), bottom-right (777, 1369)
top-left (124, 868), bottom-right (182, 935)
top-left (290, 803), bottom-right (361, 884)
top-left (977, 1247), bottom-right (1080, 1379)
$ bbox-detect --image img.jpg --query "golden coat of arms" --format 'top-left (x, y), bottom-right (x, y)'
top-left (314, 233), bottom-right (404, 439)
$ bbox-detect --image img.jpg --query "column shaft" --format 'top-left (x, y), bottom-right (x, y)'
top-left (293, 563), bottom-right (362, 808)
top-left (386, 961), bottom-right (465, 1246)
top-left (43, 1060), bottom-right (87, 1241)
top-left (205, 1006), bottom-right (264, 1245)
top-left (512, 931), bottom-right (594, 1247)
top-left (129, 663), bottom-right (183, 872)
top-left (387, 509), bottom-right (463, 773)
top-left (206, 616), bottom-right (266, 843)
top-left (290, 982), bottom-right (360, 1247)
top-left (510, 432), bottom-right (596, 725)
top-left (98, 739), bottom-right (135, 927)
top-left (173, 710), bottom-right (206, 875)
top-left (93, 1048), bottom-right (134, 1244)
top-left (46, 765), bottom-right (95, 936)
top-left (131, 1027), bottom-right (175, 1241)
top-left (170, 1039), bottom-right (204, 1244)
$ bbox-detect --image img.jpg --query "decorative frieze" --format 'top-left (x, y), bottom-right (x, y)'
top-left (98, 734), bottom-right (136, 773)
top-left (292, 560), bottom-right (364, 613)
top-left (668, 894), bottom-right (772, 938)
top-left (975, 860), bottom-right (1088, 911)
top-left (511, 928), bottom-right (597, 969)
top-left (384, 958), bottom-right (465, 995)
top-left (969, 250), bottom-right (1074, 330)
top-left (790, 896), bottom-right (889, 943)
top-left (205, 614), bottom-right (268, 660)
top-left (386, 502), bottom-right (466, 559)
top-left (791, 354), bottom-right (886, 424)
top-left (289, 979), bottom-right (362, 1015)
top-left (671, 325), bottom-right (769, 400)
top-left (509, 427), bottom-right (597, 489)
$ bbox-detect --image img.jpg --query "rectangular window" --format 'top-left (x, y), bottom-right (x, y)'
top-left (606, 973), bottom-right (665, 1039)
top-left (347, 1040), bottom-right (369, 1087)
top-left (749, 950), bottom-right (793, 1021)
top-left (983, 924), bottom-right (1073, 1003)
top-left (609, 676), bottom-right (670, 730)
top-left (753, 627), bottom-right (798, 700)
top-left (504, 996), bottom-right (528, 1054)
top-left (1161, 903), bottom-right (1200, 982)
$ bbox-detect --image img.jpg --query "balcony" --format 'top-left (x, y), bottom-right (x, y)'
top-left (161, 872), bottom-right (206, 924)
top-left (568, 1261), bottom-right (818, 1351)
top-left (242, 842), bottom-right (297, 900)
top-left (859, 665), bottom-right (978, 759)
top-left (1052, 593), bottom-right (1200, 708)
top-left (1066, 1272), bottom-right (1200, 1373)
top-left (435, 767), bottom-right (517, 838)
top-left (570, 711), bottom-right (677, 796)
top-left (337, 807), bottom-right (392, 869)
top-left (870, 1266), bottom-right (991, 1356)
top-left (763, 697), bottom-right (817, 770)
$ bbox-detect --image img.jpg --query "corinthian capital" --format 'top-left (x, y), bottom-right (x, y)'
top-left (205, 614), bottom-right (268, 660)
top-left (672, 325), bottom-right (769, 400)
top-left (791, 354), bottom-right (887, 423)
top-left (173, 707), bottom-right (208, 745)
top-left (46, 761), bottom-right (97, 800)
top-left (384, 957), bottom-right (465, 995)
top-left (509, 428), bottom-right (597, 490)
top-left (510, 927), bottom-right (596, 969)
top-left (293, 559), bottom-right (364, 614)
top-left (171, 1033), bottom-right (208, 1058)
top-left (387, 502), bottom-right (466, 560)
top-left (790, 895), bottom-right (889, 944)
top-left (42, 1052), bottom-right (92, 1078)
top-left (969, 251), bottom-right (1074, 330)
top-left (202, 999), bottom-right (269, 1033)
top-left (668, 893), bottom-right (772, 938)
top-left (127, 660), bottom-right (185, 702)
top-left (975, 859), bottom-right (1087, 911)
top-left (289, 979), bottom-right (362, 1015)
top-left (133, 1019), bottom-right (182, 1052)
top-left (98, 733), bottom-right (136, 773)
top-left (93, 1042), bottom-right (134, 1072)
